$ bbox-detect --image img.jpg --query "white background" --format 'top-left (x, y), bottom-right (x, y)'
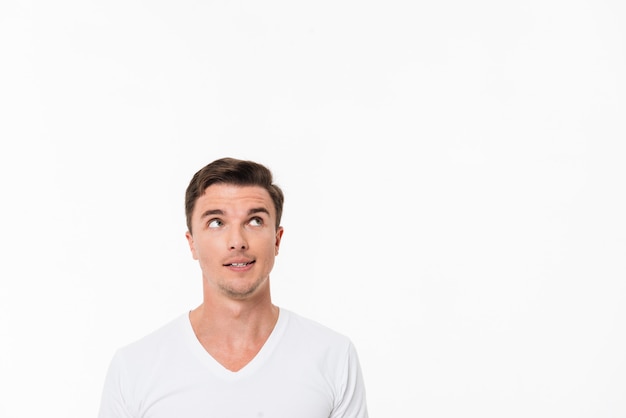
top-left (1, 1), bottom-right (625, 417)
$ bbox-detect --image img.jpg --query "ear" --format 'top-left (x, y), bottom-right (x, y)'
top-left (185, 231), bottom-right (199, 260)
top-left (274, 227), bottom-right (284, 255)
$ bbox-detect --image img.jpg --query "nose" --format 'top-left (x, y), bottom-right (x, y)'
top-left (228, 227), bottom-right (248, 250)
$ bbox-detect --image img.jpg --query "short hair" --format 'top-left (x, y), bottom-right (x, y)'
top-left (185, 157), bottom-right (284, 234)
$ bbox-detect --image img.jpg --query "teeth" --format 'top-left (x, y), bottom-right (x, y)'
top-left (231, 263), bottom-right (248, 267)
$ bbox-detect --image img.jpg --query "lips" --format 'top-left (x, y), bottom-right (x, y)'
top-left (224, 260), bottom-right (255, 267)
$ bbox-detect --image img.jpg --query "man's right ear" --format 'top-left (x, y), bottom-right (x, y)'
top-left (185, 231), bottom-right (198, 260)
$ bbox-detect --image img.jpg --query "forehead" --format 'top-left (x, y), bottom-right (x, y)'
top-left (194, 183), bottom-right (274, 216)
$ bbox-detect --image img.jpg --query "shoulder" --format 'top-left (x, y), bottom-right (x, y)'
top-left (279, 309), bottom-right (356, 357)
top-left (283, 309), bottom-right (349, 339)
top-left (276, 309), bottom-right (367, 412)
top-left (104, 314), bottom-right (193, 395)
top-left (112, 313), bottom-right (190, 367)
top-left (100, 314), bottom-right (196, 416)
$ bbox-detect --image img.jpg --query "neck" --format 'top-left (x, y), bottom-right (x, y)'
top-left (189, 290), bottom-right (279, 343)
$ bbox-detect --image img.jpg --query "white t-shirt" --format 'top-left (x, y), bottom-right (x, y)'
top-left (98, 308), bottom-right (368, 418)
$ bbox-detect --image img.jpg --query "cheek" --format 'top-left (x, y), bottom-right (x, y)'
top-left (190, 237), bottom-right (216, 261)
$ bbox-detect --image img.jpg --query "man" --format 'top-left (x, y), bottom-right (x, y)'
top-left (98, 157), bottom-right (369, 418)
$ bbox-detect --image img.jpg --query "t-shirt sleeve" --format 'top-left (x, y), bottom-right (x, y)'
top-left (330, 341), bottom-right (369, 418)
top-left (97, 351), bottom-right (134, 418)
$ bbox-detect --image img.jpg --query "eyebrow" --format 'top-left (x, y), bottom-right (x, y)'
top-left (199, 207), bottom-right (270, 220)
top-left (248, 207), bottom-right (271, 217)
top-left (200, 209), bottom-right (224, 220)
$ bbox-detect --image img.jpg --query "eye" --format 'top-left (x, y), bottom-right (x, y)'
top-left (208, 219), bottom-right (223, 228)
top-left (249, 217), bottom-right (264, 227)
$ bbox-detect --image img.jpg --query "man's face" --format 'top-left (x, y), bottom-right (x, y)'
top-left (185, 183), bottom-right (283, 300)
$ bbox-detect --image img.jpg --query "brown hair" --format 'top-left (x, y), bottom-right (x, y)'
top-left (185, 157), bottom-right (284, 234)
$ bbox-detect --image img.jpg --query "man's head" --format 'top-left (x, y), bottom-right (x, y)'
top-left (185, 158), bottom-right (285, 235)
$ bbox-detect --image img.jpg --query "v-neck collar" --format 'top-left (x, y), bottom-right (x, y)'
top-left (182, 308), bottom-right (289, 381)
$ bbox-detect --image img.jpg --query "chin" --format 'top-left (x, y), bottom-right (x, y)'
top-left (222, 283), bottom-right (263, 300)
